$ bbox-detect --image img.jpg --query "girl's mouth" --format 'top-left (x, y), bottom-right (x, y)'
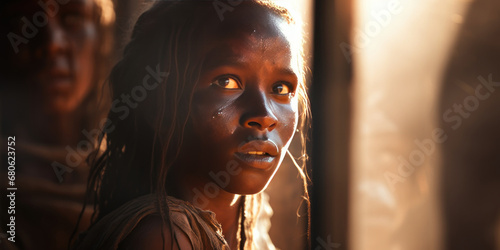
top-left (237, 139), bottom-right (279, 156)
top-left (235, 140), bottom-right (279, 169)
top-left (245, 151), bottom-right (270, 156)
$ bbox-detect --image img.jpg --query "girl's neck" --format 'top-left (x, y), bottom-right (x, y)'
top-left (167, 171), bottom-right (242, 248)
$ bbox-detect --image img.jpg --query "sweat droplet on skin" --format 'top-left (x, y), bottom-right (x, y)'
top-left (212, 110), bottom-right (223, 119)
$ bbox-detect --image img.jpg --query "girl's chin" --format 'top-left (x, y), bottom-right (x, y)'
top-left (224, 181), bottom-right (271, 195)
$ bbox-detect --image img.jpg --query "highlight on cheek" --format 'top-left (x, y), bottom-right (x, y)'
top-left (291, 94), bottom-right (300, 113)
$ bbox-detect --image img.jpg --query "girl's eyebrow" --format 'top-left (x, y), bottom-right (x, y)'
top-left (277, 68), bottom-right (298, 78)
top-left (202, 45), bottom-right (246, 71)
top-left (204, 57), bottom-right (297, 80)
top-left (204, 56), bottom-right (246, 71)
top-left (202, 44), bottom-right (298, 79)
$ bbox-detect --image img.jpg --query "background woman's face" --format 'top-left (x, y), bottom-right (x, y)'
top-left (1, 0), bottom-right (97, 114)
top-left (180, 9), bottom-right (299, 195)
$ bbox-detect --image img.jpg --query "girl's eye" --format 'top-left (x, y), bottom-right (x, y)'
top-left (211, 76), bottom-right (241, 89)
top-left (272, 82), bottom-right (293, 95)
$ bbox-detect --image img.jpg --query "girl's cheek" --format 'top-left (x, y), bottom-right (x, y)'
top-left (291, 94), bottom-right (299, 113)
top-left (281, 104), bottom-right (299, 140)
top-left (190, 100), bottom-right (231, 137)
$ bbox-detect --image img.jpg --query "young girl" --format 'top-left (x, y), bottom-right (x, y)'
top-left (74, 1), bottom-right (310, 249)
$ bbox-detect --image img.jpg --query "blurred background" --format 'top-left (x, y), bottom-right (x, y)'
top-left (312, 0), bottom-right (500, 250)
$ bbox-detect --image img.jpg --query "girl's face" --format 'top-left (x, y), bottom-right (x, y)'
top-left (180, 8), bottom-right (299, 195)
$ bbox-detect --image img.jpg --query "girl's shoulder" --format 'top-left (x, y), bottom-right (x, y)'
top-left (73, 194), bottom-right (229, 250)
top-left (118, 213), bottom-right (193, 250)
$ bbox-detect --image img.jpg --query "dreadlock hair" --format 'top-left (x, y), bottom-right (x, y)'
top-left (83, 0), bottom-right (311, 249)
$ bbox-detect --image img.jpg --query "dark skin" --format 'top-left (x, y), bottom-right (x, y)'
top-left (124, 8), bottom-right (299, 250)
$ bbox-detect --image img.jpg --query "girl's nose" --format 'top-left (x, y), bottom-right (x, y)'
top-left (239, 89), bottom-right (278, 132)
top-left (243, 115), bottom-right (278, 131)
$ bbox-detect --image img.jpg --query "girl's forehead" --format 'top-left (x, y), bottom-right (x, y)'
top-left (204, 3), bottom-right (288, 38)
top-left (197, 5), bottom-right (300, 73)
top-left (202, 34), bottom-right (292, 69)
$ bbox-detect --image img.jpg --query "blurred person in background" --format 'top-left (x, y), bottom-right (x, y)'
top-left (0, 0), bottom-right (114, 249)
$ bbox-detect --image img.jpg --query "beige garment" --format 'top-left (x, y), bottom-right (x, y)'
top-left (73, 194), bottom-right (230, 250)
top-left (73, 193), bottom-right (277, 250)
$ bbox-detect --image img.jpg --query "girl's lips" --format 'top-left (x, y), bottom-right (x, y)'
top-left (234, 140), bottom-right (279, 170)
top-left (237, 140), bottom-right (279, 156)
top-left (234, 152), bottom-right (275, 170)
